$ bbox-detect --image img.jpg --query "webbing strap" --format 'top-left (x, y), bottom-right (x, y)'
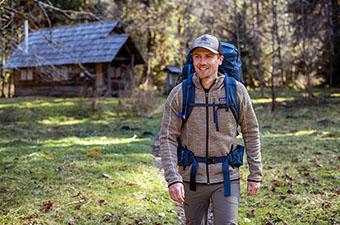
top-left (225, 76), bottom-right (239, 123)
top-left (190, 159), bottom-right (198, 191)
top-left (222, 160), bottom-right (231, 196)
top-left (177, 144), bottom-right (245, 196)
top-left (190, 156), bottom-right (231, 196)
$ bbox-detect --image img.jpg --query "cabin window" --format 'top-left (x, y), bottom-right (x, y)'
top-left (20, 69), bottom-right (33, 80)
top-left (54, 66), bottom-right (69, 81)
top-left (39, 66), bottom-right (69, 81)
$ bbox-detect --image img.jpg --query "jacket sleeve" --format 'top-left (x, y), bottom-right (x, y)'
top-left (159, 85), bottom-right (183, 187)
top-left (237, 83), bottom-right (262, 182)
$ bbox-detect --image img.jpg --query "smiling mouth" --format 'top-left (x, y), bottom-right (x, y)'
top-left (198, 67), bottom-right (208, 71)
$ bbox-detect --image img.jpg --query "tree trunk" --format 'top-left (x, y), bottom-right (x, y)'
top-left (271, 0), bottom-right (277, 112)
top-left (255, 0), bottom-right (265, 96)
top-left (0, 7), bottom-right (4, 98)
top-left (140, 29), bottom-right (153, 85)
top-left (233, 0), bottom-right (241, 53)
top-left (7, 0), bottom-right (15, 97)
top-left (301, 1), bottom-right (313, 97)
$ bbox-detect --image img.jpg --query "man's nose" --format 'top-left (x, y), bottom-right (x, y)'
top-left (197, 57), bottom-right (207, 65)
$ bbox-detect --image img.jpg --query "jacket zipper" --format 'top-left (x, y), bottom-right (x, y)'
top-left (205, 90), bottom-right (210, 184)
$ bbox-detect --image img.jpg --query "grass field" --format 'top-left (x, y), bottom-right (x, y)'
top-left (0, 88), bottom-right (339, 225)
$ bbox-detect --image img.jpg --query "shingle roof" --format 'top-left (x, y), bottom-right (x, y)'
top-left (3, 21), bottom-right (144, 68)
top-left (164, 65), bottom-right (181, 74)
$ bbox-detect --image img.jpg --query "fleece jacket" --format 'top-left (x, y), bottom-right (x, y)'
top-left (160, 73), bottom-right (262, 187)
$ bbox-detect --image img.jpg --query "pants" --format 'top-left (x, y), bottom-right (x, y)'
top-left (183, 180), bottom-right (240, 225)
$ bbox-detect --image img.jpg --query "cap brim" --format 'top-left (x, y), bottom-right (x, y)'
top-left (191, 46), bottom-right (219, 54)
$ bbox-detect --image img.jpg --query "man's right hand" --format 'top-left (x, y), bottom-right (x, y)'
top-left (169, 182), bottom-right (185, 204)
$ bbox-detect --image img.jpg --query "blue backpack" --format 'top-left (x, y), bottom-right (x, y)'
top-left (178, 42), bottom-right (243, 128)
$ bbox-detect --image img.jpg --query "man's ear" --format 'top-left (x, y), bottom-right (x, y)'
top-left (219, 55), bottom-right (224, 65)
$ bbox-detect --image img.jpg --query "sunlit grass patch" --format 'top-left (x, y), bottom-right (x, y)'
top-left (331, 93), bottom-right (340, 97)
top-left (252, 96), bottom-right (295, 104)
top-left (39, 117), bottom-right (88, 126)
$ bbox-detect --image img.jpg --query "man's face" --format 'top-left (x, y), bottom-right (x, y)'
top-left (192, 48), bottom-right (223, 81)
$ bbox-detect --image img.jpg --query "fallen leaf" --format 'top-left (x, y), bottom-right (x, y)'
top-left (98, 199), bottom-right (107, 206)
top-left (284, 174), bottom-right (293, 181)
top-left (314, 189), bottom-right (325, 195)
top-left (278, 193), bottom-right (287, 200)
top-left (322, 201), bottom-right (332, 209)
top-left (102, 212), bottom-right (113, 223)
top-left (335, 187), bottom-right (340, 195)
top-left (41, 200), bottom-right (53, 212)
top-left (302, 171), bottom-right (310, 176)
top-left (287, 189), bottom-right (294, 194)
top-left (21, 214), bottom-right (39, 221)
top-left (272, 179), bottom-right (285, 187)
top-left (291, 158), bottom-right (300, 163)
top-left (246, 209), bottom-right (256, 217)
top-left (309, 178), bottom-right (320, 184)
top-left (74, 203), bottom-right (82, 210)
top-left (271, 186), bottom-right (276, 192)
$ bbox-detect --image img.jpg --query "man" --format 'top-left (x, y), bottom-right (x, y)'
top-left (159, 34), bottom-right (262, 225)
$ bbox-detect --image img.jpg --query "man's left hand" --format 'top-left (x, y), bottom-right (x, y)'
top-left (247, 181), bottom-right (260, 196)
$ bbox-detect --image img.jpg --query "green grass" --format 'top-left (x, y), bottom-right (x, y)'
top-left (239, 88), bottom-right (340, 225)
top-left (0, 88), bottom-right (339, 225)
top-left (0, 97), bottom-right (176, 224)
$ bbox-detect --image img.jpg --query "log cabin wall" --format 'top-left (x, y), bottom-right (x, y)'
top-left (14, 64), bottom-right (95, 97)
top-left (13, 62), bottom-right (135, 97)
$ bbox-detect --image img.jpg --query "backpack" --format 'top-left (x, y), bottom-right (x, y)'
top-left (178, 41), bottom-right (243, 128)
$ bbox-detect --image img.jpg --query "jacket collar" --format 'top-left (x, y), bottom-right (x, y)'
top-left (192, 72), bottom-right (225, 91)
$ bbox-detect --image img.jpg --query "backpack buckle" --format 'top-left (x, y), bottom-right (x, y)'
top-left (206, 157), bottom-right (214, 164)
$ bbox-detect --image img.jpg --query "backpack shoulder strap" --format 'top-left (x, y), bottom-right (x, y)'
top-left (178, 75), bottom-right (195, 128)
top-left (224, 75), bottom-right (239, 123)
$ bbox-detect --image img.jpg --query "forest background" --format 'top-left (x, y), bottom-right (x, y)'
top-left (0, 0), bottom-right (339, 97)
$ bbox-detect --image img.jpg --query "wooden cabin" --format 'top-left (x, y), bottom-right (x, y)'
top-left (3, 21), bottom-right (144, 97)
top-left (164, 65), bottom-right (181, 94)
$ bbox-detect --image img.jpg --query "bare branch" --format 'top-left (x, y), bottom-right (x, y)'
top-left (35, 0), bottom-right (102, 22)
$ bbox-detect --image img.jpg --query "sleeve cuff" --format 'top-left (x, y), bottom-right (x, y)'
top-left (247, 179), bottom-right (261, 183)
top-left (168, 181), bottom-right (183, 188)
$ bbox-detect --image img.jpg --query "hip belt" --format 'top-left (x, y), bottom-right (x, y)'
top-left (177, 142), bottom-right (244, 196)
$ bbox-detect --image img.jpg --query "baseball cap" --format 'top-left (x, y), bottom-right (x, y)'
top-left (191, 34), bottom-right (222, 54)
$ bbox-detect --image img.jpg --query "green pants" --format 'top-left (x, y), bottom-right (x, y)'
top-left (183, 180), bottom-right (240, 225)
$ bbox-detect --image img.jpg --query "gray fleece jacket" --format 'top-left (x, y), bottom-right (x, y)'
top-left (160, 73), bottom-right (262, 187)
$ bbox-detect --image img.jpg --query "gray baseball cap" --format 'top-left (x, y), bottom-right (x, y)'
top-left (191, 34), bottom-right (221, 54)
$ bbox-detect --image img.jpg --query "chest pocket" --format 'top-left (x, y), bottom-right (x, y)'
top-left (213, 101), bottom-right (238, 135)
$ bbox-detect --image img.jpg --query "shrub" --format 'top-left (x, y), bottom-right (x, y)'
top-left (119, 83), bottom-right (162, 116)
